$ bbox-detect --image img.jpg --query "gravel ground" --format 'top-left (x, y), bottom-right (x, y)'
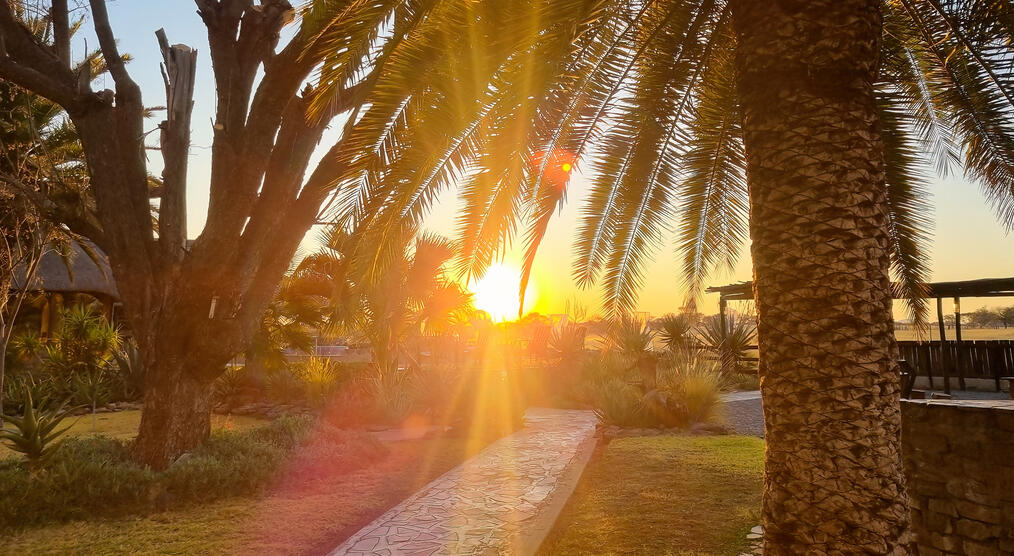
top-left (719, 389), bottom-right (1009, 439)
top-left (722, 391), bottom-right (764, 438)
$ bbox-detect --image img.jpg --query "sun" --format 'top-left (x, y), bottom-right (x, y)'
top-left (470, 264), bottom-right (537, 322)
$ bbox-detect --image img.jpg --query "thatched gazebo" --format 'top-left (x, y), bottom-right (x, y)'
top-left (9, 241), bottom-right (120, 335)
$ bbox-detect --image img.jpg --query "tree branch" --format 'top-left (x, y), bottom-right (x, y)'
top-left (0, 171), bottom-right (107, 248)
top-left (0, 1), bottom-right (84, 110)
top-left (88, 0), bottom-right (141, 104)
top-left (51, 0), bottom-right (70, 67)
top-left (155, 28), bottom-right (197, 262)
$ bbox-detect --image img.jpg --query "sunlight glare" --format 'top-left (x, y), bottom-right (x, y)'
top-left (471, 264), bottom-right (537, 322)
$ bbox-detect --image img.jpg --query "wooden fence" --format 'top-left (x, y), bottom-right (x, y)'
top-left (897, 340), bottom-right (1014, 391)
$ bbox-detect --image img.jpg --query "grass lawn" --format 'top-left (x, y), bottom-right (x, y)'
top-left (895, 327), bottom-right (1014, 341)
top-left (539, 435), bottom-right (765, 556)
top-left (0, 410), bottom-right (267, 460)
top-left (1, 435), bottom-right (483, 555)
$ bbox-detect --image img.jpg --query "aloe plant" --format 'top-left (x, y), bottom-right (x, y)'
top-left (0, 390), bottom-right (74, 467)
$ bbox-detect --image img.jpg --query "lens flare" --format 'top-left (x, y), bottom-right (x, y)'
top-left (561, 162), bottom-right (572, 172)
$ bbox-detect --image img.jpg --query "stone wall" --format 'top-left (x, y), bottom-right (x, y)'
top-left (901, 400), bottom-right (1014, 555)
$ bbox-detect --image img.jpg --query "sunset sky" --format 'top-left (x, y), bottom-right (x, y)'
top-left (94, 2), bottom-right (1014, 318)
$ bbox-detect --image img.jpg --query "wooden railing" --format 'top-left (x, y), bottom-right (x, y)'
top-left (897, 340), bottom-right (1014, 391)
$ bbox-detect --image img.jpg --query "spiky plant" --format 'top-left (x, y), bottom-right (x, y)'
top-left (600, 313), bottom-right (655, 361)
top-left (547, 322), bottom-right (588, 362)
top-left (698, 313), bottom-right (757, 375)
top-left (655, 313), bottom-right (697, 352)
top-left (0, 389), bottom-right (73, 468)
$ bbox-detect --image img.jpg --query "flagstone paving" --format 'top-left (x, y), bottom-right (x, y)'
top-left (330, 408), bottom-right (598, 556)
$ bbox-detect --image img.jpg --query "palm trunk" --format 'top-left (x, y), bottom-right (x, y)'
top-left (732, 0), bottom-right (913, 553)
top-left (133, 355), bottom-right (213, 469)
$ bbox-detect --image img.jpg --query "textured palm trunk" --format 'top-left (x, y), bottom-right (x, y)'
top-left (731, 0), bottom-right (913, 553)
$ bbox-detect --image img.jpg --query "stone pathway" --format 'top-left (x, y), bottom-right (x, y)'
top-left (330, 408), bottom-right (598, 556)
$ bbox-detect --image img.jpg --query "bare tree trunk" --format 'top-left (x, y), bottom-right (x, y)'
top-left (133, 354), bottom-right (213, 469)
top-left (732, 0), bottom-right (913, 553)
top-left (0, 347), bottom-right (6, 427)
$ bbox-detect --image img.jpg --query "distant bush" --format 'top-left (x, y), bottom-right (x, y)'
top-left (0, 416), bottom-right (386, 530)
top-left (591, 348), bottom-right (725, 429)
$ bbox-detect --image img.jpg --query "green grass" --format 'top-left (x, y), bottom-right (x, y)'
top-left (0, 410), bottom-right (267, 460)
top-left (539, 435), bottom-right (765, 556)
top-left (0, 435), bottom-right (481, 555)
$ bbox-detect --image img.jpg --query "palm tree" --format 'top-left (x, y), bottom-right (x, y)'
top-left (299, 228), bottom-right (473, 375)
top-left (243, 274), bottom-right (325, 385)
top-left (330, 0), bottom-right (1013, 551)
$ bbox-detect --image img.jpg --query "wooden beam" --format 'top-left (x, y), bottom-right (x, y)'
top-left (937, 297), bottom-right (950, 394)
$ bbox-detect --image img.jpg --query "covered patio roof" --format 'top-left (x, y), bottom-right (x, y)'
top-left (705, 277), bottom-right (1014, 302)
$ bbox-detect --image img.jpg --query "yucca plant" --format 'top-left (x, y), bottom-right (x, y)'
top-left (0, 390), bottom-right (73, 467)
top-left (547, 322), bottom-right (588, 362)
top-left (599, 314), bottom-right (655, 362)
top-left (111, 340), bottom-right (145, 401)
top-left (655, 313), bottom-right (697, 353)
top-left (698, 314), bottom-right (757, 376)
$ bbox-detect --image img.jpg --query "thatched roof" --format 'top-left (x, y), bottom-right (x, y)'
top-left (10, 241), bottom-right (119, 299)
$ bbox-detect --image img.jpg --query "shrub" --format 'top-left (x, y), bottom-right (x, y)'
top-left (589, 348), bottom-right (725, 429)
top-left (265, 366), bottom-right (308, 404)
top-left (0, 415), bottom-right (387, 530)
top-left (368, 369), bottom-right (415, 424)
top-left (298, 357), bottom-right (353, 409)
top-left (592, 378), bottom-right (649, 427)
top-left (657, 349), bottom-right (724, 425)
top-left (212, 366), bottom-right (246, 406)
top-left (599, 314), bottom-right (655, 360)
top-left (729, 371), bottom-right (760, 391)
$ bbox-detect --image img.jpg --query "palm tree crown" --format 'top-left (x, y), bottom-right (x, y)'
top-left (323, 0), bottom-right (1014, 316)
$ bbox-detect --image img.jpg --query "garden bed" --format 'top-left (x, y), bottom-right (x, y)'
top-left (0, 409), bottom-right (268, 460)
top-left (538, 435), bottom-right (764, 555)
top-left (0, 426), bottom-right (491, 554)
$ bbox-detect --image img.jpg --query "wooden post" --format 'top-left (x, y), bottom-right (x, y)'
top-left (953, 297), bottom-right (962, 342)
top-left (719, 297), bottom-right (728, 341)
top-left (937, 297), bottom-right (950, 394)
top-left (954, 297), bottom-right (965, 389)
top-left (156, 29), bottom-right (196, 262)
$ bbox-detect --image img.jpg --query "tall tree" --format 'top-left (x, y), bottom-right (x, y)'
top-left (0, 0), bottom-right (590, 468)
top-left (336, 0), bottom-right (1014, 552)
